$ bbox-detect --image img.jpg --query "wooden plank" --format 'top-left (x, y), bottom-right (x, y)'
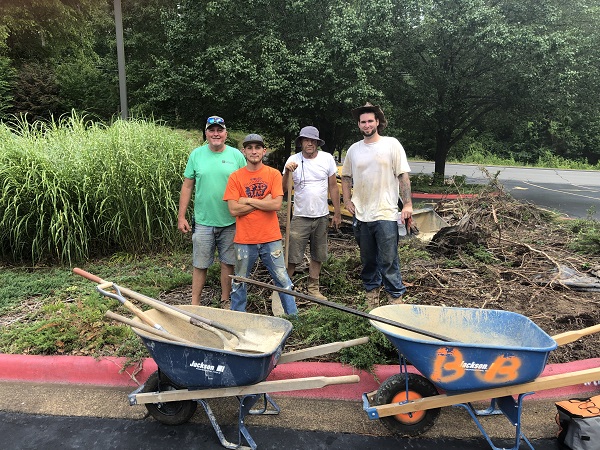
top-left (278, 337), bottom-right (369, 364)
top-left (370, 367), bottom-right (600, 418)
top-left (131, 375), bottom-right (360, 405)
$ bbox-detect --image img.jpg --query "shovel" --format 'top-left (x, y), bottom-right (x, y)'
top-left (232, 275), bottom-right (456, 342)
top-left (105, 310), bottom-right (195, 345)
top-left (94, 279), bottom-right (238, 351)
top-left (74, 268), bottom-right (265, 353)
top-left (271, 175), bottom-right (293, 316)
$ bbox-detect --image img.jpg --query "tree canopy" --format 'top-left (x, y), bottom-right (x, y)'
top-left (2, 0), bottom-right (600, 173)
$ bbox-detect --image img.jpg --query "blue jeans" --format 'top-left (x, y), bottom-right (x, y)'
top-left (353, 218), bottom-right (406, 298)
top-left (230, 241), bottom-right (298, 315)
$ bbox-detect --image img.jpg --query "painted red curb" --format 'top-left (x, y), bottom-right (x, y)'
top-left (0, 354), bottom-right (598, 402)
top-left (412, 192), bottom-right (478, 200)
top-left (0, 354), bottom-right (157, 387)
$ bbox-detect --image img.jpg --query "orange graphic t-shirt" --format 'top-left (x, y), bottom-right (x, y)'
top-left (223, 165), bottom-right (284, 244)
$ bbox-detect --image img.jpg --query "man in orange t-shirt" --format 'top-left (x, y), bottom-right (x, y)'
top-left (223, 134), bottom-right (298, 315)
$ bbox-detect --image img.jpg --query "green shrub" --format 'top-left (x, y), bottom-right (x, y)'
top-left (288, 307), bottom-right (397, 370)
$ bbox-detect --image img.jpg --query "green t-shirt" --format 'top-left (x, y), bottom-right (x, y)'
top-left (183, 144), bottom-right (246, 227)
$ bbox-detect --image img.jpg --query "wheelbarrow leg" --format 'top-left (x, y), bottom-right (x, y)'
top-left (454, 392), bottom-right (535, 450)
top-left (195, 394), bottom-right (281, 450)
top-left (198, 399), bottom-right (253, 450)
top-left (238, 394), bottom-right (262, 450)
top-left (246, 393), bottom-right (280, 416)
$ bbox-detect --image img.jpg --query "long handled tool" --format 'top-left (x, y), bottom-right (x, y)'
top-left (271, 175), bottom-right (293, 316)
top-left (74, 268), bottom-right (265, 352)
top-left (95, 281), bottom-right (168, 333)
top-left (94, 279), bottom-right (238, 351)
top-left (232, 275), bottom-right (456, 342)
top-left (105, 310), bottom-right (195, 345)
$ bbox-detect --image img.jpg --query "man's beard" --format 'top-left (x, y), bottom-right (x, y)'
top-left (361, 129), bottom-right (376, 137)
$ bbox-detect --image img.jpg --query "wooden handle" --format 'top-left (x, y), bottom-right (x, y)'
top-left (285, 175), bottom-right (293, 267)
top-left (553, 324), bottom-right (600, 346)
top-left (105, 311), bottom-right (193, 345)
top-left (73, 267), bottom-right (102, 283)
top-left (279, 337), bottom-right (369, 364)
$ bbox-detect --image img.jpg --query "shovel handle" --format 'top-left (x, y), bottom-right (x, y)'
top-left (74, 267), bottom-right (102, 283)
top-left (74, 268), bottom-right (238, 351)
top-left (232, 275), bottom-right (456, 342)
top-left (75, 268), bottom-right (166, 331)
top-left (94, 281), bottom-right (164, 331)
top-left (105, 311), bottom-right (193, 345)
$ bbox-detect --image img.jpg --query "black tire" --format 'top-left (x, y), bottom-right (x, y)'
top-left (374, 373), bottom-right (440, 437)
top-left (141, 371), bottom-right (197, 426)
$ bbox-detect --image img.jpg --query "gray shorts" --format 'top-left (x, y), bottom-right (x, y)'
top-left (192, 223), bottom-right (236, 269)
top-left (287, 215), bottom-right (329, 265)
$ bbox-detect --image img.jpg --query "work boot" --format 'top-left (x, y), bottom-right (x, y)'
top-left (307, 277), bottom-right (327, 300)
top-left (365, 288), bottom-right (381, 310)
top-left (385, 292), bottom-right (403, 305)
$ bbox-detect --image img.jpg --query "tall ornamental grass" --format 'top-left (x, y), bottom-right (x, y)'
top-left (0, 113), bottom-right (196, 264)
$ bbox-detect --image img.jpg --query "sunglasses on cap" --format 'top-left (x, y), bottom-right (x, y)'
top-left (205, 116), bottom-right (226, 129)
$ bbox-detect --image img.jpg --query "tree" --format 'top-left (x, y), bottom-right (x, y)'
top-left (385, 0), bottom-right (590, 178)
top-left (1, 0), bottom-right (115, 121)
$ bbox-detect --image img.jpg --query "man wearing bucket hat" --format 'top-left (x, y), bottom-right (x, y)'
top-left (342, 102), bottom-right (413, 308)
top-left (178, 115), bottom-right (246, 308)
top-left (282, 126), bottom-right (341, 300)
top-left (224, 134), bottom-right (298, 315)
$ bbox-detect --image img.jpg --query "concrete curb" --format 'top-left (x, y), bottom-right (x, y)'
top-left (1, 354), bottom-right (598, 401)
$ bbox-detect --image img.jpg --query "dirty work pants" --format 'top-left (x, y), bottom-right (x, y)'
top-left (230, 241), bottom-right (298, 315)
top-left (353, 219), bottom-right (406, 297)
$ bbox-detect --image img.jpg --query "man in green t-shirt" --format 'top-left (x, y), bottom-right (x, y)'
top-left (177, 116), bottom-right (246, 307)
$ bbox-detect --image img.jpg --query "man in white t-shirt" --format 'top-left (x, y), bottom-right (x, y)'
top-left (341, 103), bottom-right (413, 309)
top-left (282, 126), bottom-right (341, 299)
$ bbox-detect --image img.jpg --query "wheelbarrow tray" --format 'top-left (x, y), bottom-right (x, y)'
top-left (369, 305), bottom-right (557, 392)
top-left (132, 305), bottom-right (293, 390)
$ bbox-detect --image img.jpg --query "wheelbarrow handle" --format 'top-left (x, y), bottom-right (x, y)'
top-left (553, 324), bottom-right (600, 346)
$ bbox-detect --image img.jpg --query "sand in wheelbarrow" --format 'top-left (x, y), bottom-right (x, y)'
top-left (369, 304), bottom-right (537, 346)
top-left (134, 305), bottom-right (289, 354)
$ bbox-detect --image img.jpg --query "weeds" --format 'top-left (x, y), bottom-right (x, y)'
top-left (288, 307), bottom-right (397, 370)
top-left (568, 219), bottom-right (600, 255)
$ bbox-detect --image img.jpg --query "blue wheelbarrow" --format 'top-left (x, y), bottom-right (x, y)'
top-left (230, 278), bottom-right (600, 450)
top-left (74, 269), bottom-right (368, 450)
top-left (362, 304), bottom-right (600, 450)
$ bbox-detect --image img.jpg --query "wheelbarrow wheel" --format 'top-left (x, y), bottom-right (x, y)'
top-left (375, 373), bottom-right (440, 437)
top-left (141, 371), bottom-right (197, 426)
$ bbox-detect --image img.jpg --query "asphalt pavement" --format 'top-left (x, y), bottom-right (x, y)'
top-left (2, 354), bottom-right (599, 449)
top-left (0, 381), bottom-right (563, 449)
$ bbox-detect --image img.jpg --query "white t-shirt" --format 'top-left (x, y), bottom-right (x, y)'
top-left (342, 136), bottom-right (411, 222)
top-left (283, 151), bottom-right (337, 217)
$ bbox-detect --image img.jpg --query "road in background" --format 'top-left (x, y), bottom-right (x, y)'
top-left (410, 162), bottom-right (600, 220)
